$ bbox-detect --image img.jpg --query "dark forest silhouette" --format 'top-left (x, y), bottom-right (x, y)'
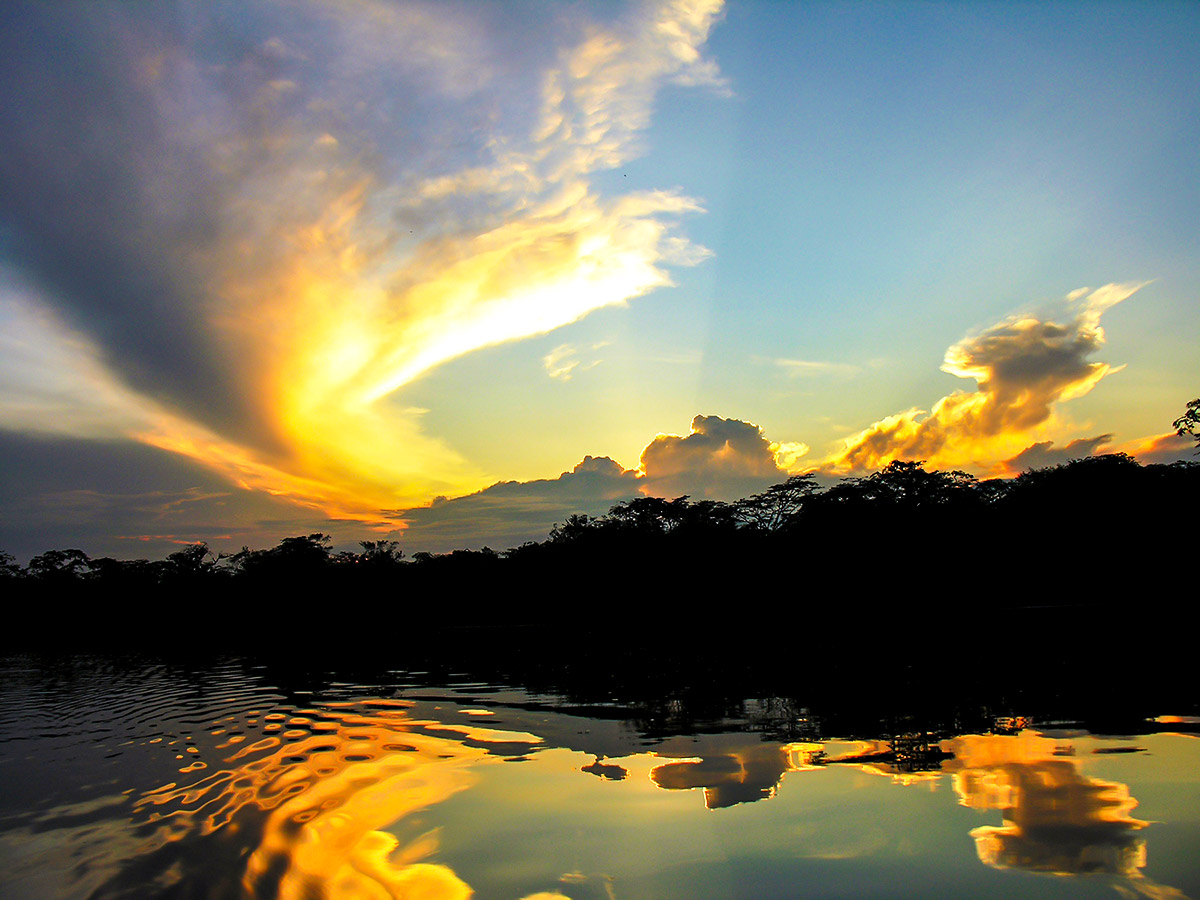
top-left (4, 449), bottom-right (1197, 657)
top-left (4, 453), bottom-right (1192, 583)
top-left (4, 453), bottom-right (1195, 586)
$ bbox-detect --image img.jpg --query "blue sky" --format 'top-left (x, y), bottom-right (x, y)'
top-left (401, 1), bottom-right (1199, 478)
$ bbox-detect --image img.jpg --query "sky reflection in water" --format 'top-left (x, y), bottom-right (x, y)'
top-left (0, 658), bottom-right (1197, 900)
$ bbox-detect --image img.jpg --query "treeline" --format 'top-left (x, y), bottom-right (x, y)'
top-left (3, 453), bottom-right (1197, 654)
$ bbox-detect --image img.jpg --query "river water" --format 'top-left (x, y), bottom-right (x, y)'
top-left (2, 653), bottom-right (1197, 900)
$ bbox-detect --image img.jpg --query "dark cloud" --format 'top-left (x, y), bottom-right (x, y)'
top-left (639, 414), bottom-right (787, 500)
top-left (998, 434), bottom-right (1113, 474)
top-left (0, 413), bottom-right (804, 559)
top-left (0, 0), bottom-right (726, 517)
top-left (0, 4), bottom-right (256, 440)
top-left (0, 2), bottom-right (544, 452)
top-left (0, 432), bottom-right (359, 562)
top-left (396, 456), bottom-right (640, 552)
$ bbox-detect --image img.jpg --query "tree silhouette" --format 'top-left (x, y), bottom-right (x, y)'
top-left (549, 513), bottom-right (594, 544)
top-left (735, 474), bottom-right (818, 532)
top-left (226, 533), bottom-right (332, 579)
top-left (1175, 398), bottom-right (1200, 451)
top-left (164, 543), bottom-right (216, 581)
top-left (4, 449), bottom-right (1196, 657)
top-left (865, 460), bottom-right (977, 508)
top-left (356, 540), bottom-right (405, 567)
top-left (604, 496), bottom-right (696, 535)
top-left (27, 548), bottom-right (91, 581)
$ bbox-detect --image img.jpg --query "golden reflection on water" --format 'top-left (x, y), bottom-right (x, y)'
top-left (91, 692), bottom-right (1194, 900)
top-left (944, 732), bottom-right (1149, 876)
top-left (133, 700), bottom-right (537, 900)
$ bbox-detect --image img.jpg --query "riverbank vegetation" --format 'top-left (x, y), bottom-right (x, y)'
top-left (4, 454), bottom-right (1195, 648)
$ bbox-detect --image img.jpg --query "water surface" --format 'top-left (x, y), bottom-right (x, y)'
top-left (2, 655), bottom-right (1197, 900)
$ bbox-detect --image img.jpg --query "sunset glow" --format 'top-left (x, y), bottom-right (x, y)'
top-left (0, 0), bottom-right (1196, 558)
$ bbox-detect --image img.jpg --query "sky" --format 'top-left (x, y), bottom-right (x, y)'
top-left (0, 0), bottom-right (1197, 561)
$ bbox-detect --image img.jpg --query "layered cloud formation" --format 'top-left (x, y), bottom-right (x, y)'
top-left (0, 0), bottom-right (725, 520)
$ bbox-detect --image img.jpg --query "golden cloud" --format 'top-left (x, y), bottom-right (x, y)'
top-left (825, 284), bottom-right (1145, 473)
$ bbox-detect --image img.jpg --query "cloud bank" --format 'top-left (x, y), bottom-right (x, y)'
top-left (397, 414), bottom-right (795, 550)
top-left (397, 455), bottom-right (641, 552)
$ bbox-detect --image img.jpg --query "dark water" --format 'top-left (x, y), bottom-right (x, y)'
top-left (1, 654), bottom-right (1198, 900)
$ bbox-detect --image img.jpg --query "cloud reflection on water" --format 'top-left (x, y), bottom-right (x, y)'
top-left (643, 728), bottom-right (1190, 898)
top-left (945, 732), bottom-right (1149, 876)
top-left (650, 739), bottom-right (822, 809)
top-left (10, 664), bottom-right (1194, 900)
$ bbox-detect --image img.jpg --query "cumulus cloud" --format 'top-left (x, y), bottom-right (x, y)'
top-left (398, 413), bottom-right (807, 549)
top-left (639, 414), bottom-right (795, 500)
top-left (0, 0), bottom-right (724, 519)
top-left (826, 284), bottom-right (1145, 473)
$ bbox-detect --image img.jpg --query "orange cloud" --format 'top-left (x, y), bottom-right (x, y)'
top-left (993, 434), bottom-right (1113, 477)
top-left (825, 284), bottom-right (1144, 474)
top-left (1116, 431), bottom-right (1196, 466)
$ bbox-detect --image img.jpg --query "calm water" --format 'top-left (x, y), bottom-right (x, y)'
top-left (2, 654), bottom-right (1198, 900)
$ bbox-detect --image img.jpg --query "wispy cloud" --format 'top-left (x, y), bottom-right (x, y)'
top-left (542, 341), bottom-right (610, 380)
top-left (543, 344), bottom-right (582, 381)
top-left (1115, 431), bottom-right (1196, 466)
top-left (768, 357), bottom-right (860, 378)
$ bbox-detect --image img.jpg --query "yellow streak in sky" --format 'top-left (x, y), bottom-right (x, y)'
top-left (115, 1), bottom-right (725, 519)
